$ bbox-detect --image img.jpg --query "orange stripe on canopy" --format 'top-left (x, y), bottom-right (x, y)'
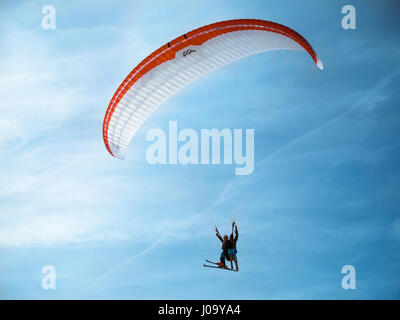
top-left (103, 19), bottom-right (320, 157)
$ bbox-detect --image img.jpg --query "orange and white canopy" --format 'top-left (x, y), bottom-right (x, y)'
top-left (103, 19), bottom-right (323, 158)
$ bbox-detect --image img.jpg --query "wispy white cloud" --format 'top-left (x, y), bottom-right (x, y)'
top-left (209, 70), bottom-right (400, 208)
top-left (0, 18), bottom-right (149, 247)
top-left (79, 235), bottom-right (166, 298)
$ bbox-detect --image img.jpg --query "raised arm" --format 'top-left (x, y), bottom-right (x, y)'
top-left (215, 227), bottom-right (223, 242)
top-left (234, 225), bottom-right (238, 241)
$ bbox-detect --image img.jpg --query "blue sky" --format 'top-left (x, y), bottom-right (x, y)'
top-left (0, 0), bottom-right (399, 299)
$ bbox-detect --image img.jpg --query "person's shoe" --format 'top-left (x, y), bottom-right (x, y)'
top-left (217, 262), bottom-right (226, 268)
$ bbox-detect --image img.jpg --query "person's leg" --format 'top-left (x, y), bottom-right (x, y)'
top-left (229, 249), bottom-right (239, 271)
top-left (219, 251), bottom-right (226, 266)
top-left (227, 249), bottom-right (234, 269)
top-left (233, 257), bottom-right (239, 271)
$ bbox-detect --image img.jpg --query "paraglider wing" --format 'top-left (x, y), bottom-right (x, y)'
top-left (103, 19), bottom-right (323, 158)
